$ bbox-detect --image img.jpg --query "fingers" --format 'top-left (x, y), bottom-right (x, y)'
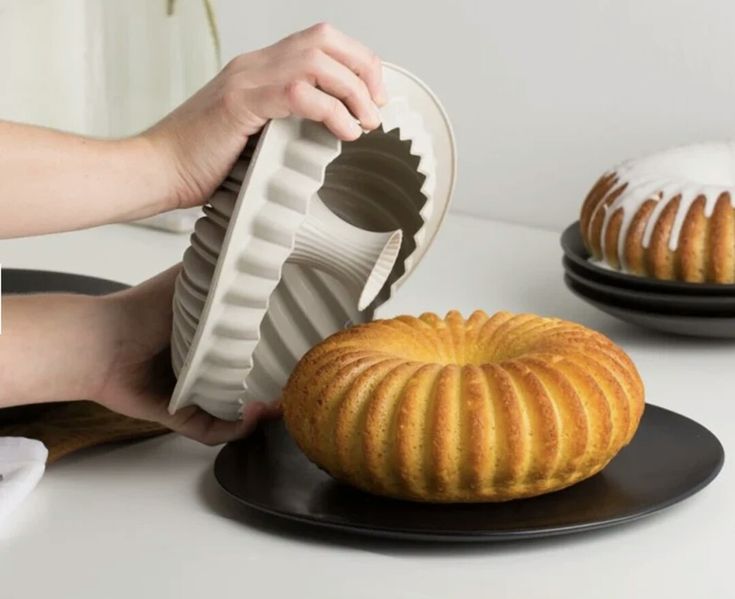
top-left (167, 400), bottom-right (274, 446)
top-left (284, 80), bottom-right (365, 140)
top-left (299, 49), bottom-right (381, 130)
top-left (239, 83), bottom-right (364, 141)
top-left (295, 23), bottom-right (386, 106)
top-left (223, 23), bottom-right (386, 140)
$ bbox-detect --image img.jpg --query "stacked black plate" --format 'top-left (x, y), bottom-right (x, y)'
top-left (561, 222), bottom-right (735, 338)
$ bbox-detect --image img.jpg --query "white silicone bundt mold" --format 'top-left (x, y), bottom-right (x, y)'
top-left (169, 63), bottom-right (456, 420)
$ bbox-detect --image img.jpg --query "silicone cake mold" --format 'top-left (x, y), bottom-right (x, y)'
top-left (169, 63), bottom-right (456, 420)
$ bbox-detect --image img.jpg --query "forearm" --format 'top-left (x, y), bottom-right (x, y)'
top-left (0, 293), bottom-right (118, 407)
top-left (0, 121), bottom-right (176, 238)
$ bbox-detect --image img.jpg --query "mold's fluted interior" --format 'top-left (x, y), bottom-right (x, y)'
top-left (172, 122), bottom-right (430, 417)
top-left (317, 127), bottom-right (428, 309)
top-left (243, 127), bottom-right (429, 403)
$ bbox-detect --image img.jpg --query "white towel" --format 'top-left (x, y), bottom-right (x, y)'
top-left (0, 437), bottom-right (47, 525)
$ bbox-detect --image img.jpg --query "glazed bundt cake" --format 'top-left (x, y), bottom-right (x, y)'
top-left (581, 142), bottom-right (735, 283)
top-left (283, 310), bottom-right (645, 503)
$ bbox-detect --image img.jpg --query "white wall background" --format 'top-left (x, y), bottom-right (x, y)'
top-left (217, 0), bottom-right (735, 231)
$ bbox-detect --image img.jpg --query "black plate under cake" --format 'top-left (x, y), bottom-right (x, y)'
top-left (2, 268), bottom-right (128, 296)
top-left (561, 222), bottom-right (735, 297)
top-left (214, 405), bottom-right (723, 542)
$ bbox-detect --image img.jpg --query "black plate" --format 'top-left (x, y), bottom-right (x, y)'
top-left (214, 405), bottom-right (724, 542)
top-left (563, 258), bottom-right (735, 315)
top-left (561, 222), bottom-right (735, 296)
top-left (565, 275), bottom-right (735, 338)
top-left (2, 268), bottom-right (128, 295)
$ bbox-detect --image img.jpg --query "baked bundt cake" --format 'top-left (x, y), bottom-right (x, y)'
top-left (283, 310), bottom-right (645, 503)
top-left (581, 142), bottom-right (735, 283)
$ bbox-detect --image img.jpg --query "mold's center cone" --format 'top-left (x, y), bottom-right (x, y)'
top-left (290, 195), bottom-right (403, 310)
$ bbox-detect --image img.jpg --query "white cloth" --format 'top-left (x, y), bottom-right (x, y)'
top-left (0, 438), bottom-right (47, 525)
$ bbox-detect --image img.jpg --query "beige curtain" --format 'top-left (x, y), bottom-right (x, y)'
top-left (0, 0), bottom-right (220, 230)
top-left (0, 0), bottom-right (219, 137)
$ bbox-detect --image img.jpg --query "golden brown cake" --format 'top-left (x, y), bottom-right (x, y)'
top-left (581, 142), bottom-right (735, 283)
top-left (282, 310), bottom-right (645, 503)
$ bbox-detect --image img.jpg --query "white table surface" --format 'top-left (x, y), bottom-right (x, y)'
top-left (0, 215), bottom-right (731, 599)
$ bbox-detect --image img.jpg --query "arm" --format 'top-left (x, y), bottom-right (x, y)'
top-left (0, 123), bottom-right (173, 238)
top-left (0, 267), bottom-right (271, 444)
top-left (0, 22), bottom-right (386, 240)
top-left (0, 291), bottom-right (119, 406)
top-left (0, 23), bottom-right (385, 442)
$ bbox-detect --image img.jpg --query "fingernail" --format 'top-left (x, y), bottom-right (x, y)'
top-left (347, 119), bottom-right (363, 139)
top-left (371, 104), bottom-right (382, 127)
top-left (360, 111), bottom-right (381, 133)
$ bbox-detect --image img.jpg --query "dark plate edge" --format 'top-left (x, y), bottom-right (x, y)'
top-left (560, 222), bottom-right (735, 295)
top-left (213, 405), bottom-right (725, 543)
top-left (2, 268), bottom-right (129, 294)
top-left (564, 274), bottom-right (735, 324)
top-left (563, 268), bottom-right (735, 318)
top-left (563, 257), bottom-right (735, 307)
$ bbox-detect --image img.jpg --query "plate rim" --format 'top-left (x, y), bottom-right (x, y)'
top-left (1, 267), bottom-right (129, 294)
top-left (213, 404), bottom-right (724, 542)
top-left (561, 221), bottom-right (735, 295)
top-left (564, 273), bottom-right (735, 323)
top-left (563, 260), bottom-right (735, 315)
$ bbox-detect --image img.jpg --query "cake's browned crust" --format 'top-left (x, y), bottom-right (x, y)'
top-left (678, 195), bottom-right (707, 282)
top-left (647, 194), bottom-right (680, 280)
top-left (282, 311), bottom-right (645, 503)
top-left (604, 208), bottom-right (624, 268)
top-left (581, 172), bottom-right (735, 283)
top-left (587, 181), bottom-right (627, 258)
top-left (580, 173), bottom-right (618, 253)
top-left (623, 198), bottom-right (657, 276)
top-left (709, 193), bottom-right (735, 283)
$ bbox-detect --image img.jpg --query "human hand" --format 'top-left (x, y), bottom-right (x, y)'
top-left (95, 266), bottom-right (280, 444)
top-left (145, 22), bottom-right (386, 211)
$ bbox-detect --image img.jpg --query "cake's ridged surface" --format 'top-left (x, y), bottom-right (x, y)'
top-left (283, 310), bottom-right (645, 503)
top-left (581, 142), bottom-right (735, 283)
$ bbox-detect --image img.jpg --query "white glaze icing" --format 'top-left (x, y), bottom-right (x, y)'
top-left (588, 141), bottom-right (735, 271)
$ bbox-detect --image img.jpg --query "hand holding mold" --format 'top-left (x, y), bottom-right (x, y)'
top-left (145, 22), bottom-right (387, 213)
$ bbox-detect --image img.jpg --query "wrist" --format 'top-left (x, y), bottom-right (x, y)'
top-left (116, 134), bottom-right (182, 216)
top-left (138, 119), bottom-right (203, 213)
top-left (0, 293), bottom-right (123, 408)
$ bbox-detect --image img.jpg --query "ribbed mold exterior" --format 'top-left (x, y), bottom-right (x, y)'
top-left (170, 99), bottom-right (438, 420)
